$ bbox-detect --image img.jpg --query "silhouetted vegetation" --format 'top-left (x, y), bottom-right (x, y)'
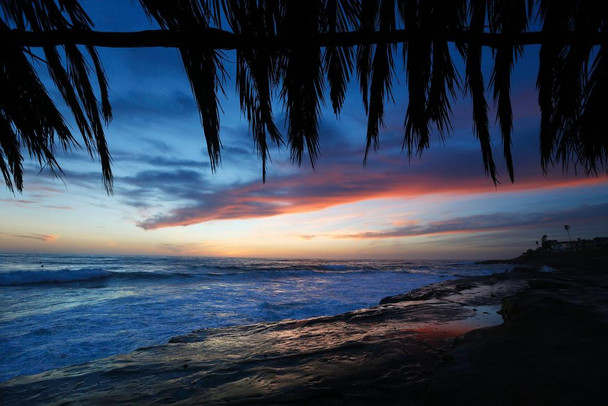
top-left (2, 0), bottom-right (607, 192)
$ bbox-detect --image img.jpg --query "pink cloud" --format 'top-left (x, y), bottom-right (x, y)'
top-left (137, 156), bottom-right (606, 230)
top-left (3, 233), bottom-right (59, 242)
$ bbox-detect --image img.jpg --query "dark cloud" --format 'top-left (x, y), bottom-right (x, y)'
top-left (116, 169), bottom-right (211, 208)
top-left (336, 203), bottom-right (608, 239)
top-left (113, 152), bottom-right (208, 170)
top-left (135, 150), bottom-right (592, 230)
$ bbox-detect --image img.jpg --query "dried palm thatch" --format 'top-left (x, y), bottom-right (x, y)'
top-left (2, 0), bottom-right (607, 193)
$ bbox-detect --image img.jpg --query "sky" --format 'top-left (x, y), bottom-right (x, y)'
top-left (0, 1), bottom-right (606, 260)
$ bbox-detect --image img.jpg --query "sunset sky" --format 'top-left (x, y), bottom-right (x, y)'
top-left (1, 1), bottom-right (606, 259)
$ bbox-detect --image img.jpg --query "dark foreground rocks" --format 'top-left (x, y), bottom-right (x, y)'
top-left (1, 265), bottom-right (607, 405)
top-left (425, 268), bottom-right (608, 406)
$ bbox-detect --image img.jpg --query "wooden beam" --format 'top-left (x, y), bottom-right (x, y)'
top-left (6, 28), bottom-right (606, 50)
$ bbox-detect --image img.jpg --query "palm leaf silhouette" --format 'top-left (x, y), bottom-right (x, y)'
top-left (365, 0), bottom-right (396, 161)
top-left (324, 0), bottom-right (358, 116)
top-left (228, 0), bottom-right (283, 181)
top-left (140, 0), bottom-right (226, 173)
top-left (488, 0), bottom-right (532, 182)
top-left (1, 0), bottom-right (112, 192)
top-left (2, 0), bottom-right (607, 192)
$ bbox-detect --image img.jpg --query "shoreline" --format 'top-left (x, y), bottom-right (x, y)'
top-left (426, 263), bottom-right (608, 405)
top-left (1, 259), bottom-right (607, 404)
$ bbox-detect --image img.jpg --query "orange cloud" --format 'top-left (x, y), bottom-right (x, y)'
top-left (138, 161), bottom-right (606, 230)
top-left (2, 232), bottom-right (59, 242)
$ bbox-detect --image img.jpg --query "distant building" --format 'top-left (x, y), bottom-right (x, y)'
top-left (546, 237), bottom-right (608, 252)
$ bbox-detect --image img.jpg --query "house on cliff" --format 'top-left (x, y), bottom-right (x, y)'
top-left (547, 237), bottom-right (608, 252)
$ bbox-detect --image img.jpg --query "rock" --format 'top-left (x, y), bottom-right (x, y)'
top-left (425, 269), bottom-right (608, 406)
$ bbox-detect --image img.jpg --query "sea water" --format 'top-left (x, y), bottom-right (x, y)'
top-left (0, 254), bottom-right (510, 382)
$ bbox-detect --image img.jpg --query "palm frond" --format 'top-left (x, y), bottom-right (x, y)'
top-left (140, 0), bottom-right (226, 173)
top-left (325, 45), bottom-right (354, 115)
top-left (279, 0), bottom-right (324, 167)
top-left (64, 43), bottom-right (113, 190)
top-left (553, 1), bottom-right (602, 173)
top-left (536, 0), bottom-right (607, 175)
top-left (229, 0), bottom-right (283, 181)
top-left (462, 0), bottom-right (497, 182)
top-left (0, 35), bottom-right (71, 191)
top-left (1, 0), bottom-right (111, 192)
top-left (402, 0), bottom-right (432, 156)
top-left (365, 0), bottom-right (396, 161)
top-left (488, 0), bottom-right (530, 182)
top-left (536, 0), bottom-right (572, 172)
top-left (424, 0), bottom-right (464, 144)
top-left (183, 48), bottom-right (226, 172)
top-left (357, 0), bottom-right (380, 114)
top-left (323, 0), bottom-right (359, 115)
top-left (3, 0), bottom-right (607, 194)
top-left (579, 44), bottom-right (608, 174)
top-left (86, 45), bottom-right (112, 124)
top-left (427, 41), bottom-right (457, 137)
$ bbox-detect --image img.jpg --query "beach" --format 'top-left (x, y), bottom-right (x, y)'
top-left (0, 257), bottom-right (506, 382)
top-left (2, 252), bottom-right (606, 405)
top-left (3, 1), bottom-right (608, 403)
top-left (426, 266), bottom-right (608, 405)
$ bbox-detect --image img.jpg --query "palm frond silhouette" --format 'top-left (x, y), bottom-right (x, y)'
top-left (2, 0), bottom-right (606, 192)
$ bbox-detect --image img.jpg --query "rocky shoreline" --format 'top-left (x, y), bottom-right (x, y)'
top-left (1, 260), bottom-right (607, 404)
top-left (426, 265), bottom-right (608, 405)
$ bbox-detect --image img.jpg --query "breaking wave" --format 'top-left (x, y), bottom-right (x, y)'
top-left (0, 268), bottom-right (111, 286)
top-left (0, 268), bottom-right (196, 286)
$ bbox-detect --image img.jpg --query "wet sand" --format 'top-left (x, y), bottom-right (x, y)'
top-left (1, 265), bottom-right (607, 404)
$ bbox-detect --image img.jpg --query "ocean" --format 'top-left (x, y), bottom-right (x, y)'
top-left (0, 254), bottom-right (510, 382)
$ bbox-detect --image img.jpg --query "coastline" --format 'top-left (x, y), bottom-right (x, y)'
top-left (425, 265), bottom-right (608, 405)
top-left (1, 257), bottom-right (607, 404)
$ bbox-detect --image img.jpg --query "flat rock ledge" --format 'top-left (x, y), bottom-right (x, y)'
top-left (1, 266), bottom-right (607, 405)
